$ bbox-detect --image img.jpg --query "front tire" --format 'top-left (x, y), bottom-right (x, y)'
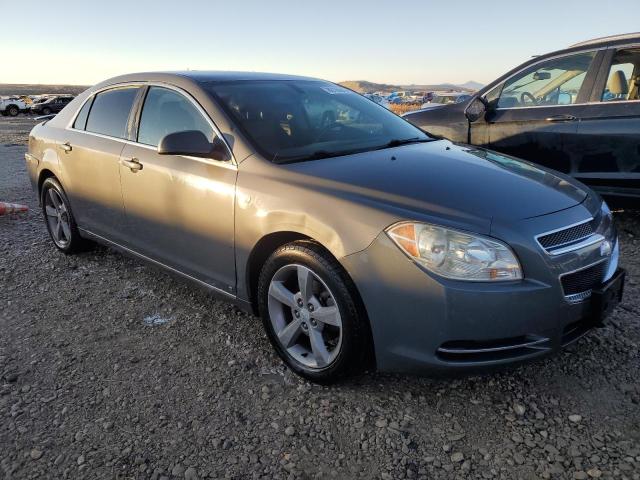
top-left (7, 105), bottom-right (19, 116)
top-left (40, 178), bottom-right (88, 254)
top-left (42, 107), bottom-right (52, 115)
top-left (258, 241), bottom-right (371, 384)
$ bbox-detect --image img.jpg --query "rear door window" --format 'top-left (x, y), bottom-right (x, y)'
top-left (85, 87), bottom-right (139, 139)
top-left (601, 48), bottom-right (640, 102)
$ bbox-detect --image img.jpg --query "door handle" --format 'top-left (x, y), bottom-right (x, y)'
top-left (545, 114), bottom-right (577, 122)
top-left (121, 157), bottom-right (143, 172)
top-left (60, 142), bottom-right (72, 152)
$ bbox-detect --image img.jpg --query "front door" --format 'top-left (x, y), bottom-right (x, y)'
top-left (119, 86), bottom-right (237, 294)
top-left (486, 51), bottom-right (599, 173)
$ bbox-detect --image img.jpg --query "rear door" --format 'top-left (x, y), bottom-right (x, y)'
top-left (572, 46), bottom-right (640, 197)
top-left (118, 85), bottom-right (237, 293)
top-left (59, 86), bottom-right (140, 241)
top-left (486, 50), bottom-right (601, 173)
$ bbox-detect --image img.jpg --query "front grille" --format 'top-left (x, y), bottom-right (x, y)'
top-left (538, 220), bottom-right (594, 251)
top-left (561, 261), bottom-right (606, 296)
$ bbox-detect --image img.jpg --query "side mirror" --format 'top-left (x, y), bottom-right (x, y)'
top-left (158, 130), bottom-right (230, 161)
top-left (464, 97), bottom-right (487, 122)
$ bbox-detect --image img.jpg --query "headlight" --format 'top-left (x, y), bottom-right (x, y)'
top-left (597, 201), bottom-right (615, 239)
top-left (386, 222), bottom-right (522, 281)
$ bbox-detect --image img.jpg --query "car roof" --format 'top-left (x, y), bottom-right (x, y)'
top-left (102, 70), bottom-right (322, 85)
top-left (570, 32), bottom-right (640, 48)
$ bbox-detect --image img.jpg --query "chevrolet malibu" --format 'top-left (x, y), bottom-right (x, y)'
top-left (25, 72), bottom-right (625, 383)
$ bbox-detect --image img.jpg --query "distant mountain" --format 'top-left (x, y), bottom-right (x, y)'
top-left (458, 80), bottom-right (484, 91)
top-left (0, 83), bottom-right (88, 96)
top-left (339, 80), bottom-right (483, 94)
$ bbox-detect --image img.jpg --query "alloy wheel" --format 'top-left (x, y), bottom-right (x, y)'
top-left (44, 188), bottom-right (72, 248)
top-left (267, 264), bottom-right (342, 369)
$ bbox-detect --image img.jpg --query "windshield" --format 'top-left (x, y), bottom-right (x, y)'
top-left (205, 80), bottom-right (431, 163)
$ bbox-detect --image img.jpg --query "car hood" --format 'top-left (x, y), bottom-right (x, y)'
top-left (286, 140), bottom-right (588, 226)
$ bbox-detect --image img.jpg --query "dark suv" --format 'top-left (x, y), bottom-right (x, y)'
top-left (404, 33), bottom-right (640, 200)
top-left (30, 95), bottom-right (74, 115)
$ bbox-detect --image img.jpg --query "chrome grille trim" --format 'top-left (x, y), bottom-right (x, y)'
top-left (564, 290), bottom-right (593, 304)
top-left (535, 217), bottom-right (599, 255)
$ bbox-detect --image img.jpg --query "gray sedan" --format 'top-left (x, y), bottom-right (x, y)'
top-left (25, 71), bottom-right (624, 383)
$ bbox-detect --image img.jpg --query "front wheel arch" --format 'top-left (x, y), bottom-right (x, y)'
top-left (247, 234), bottom-right (376, 370)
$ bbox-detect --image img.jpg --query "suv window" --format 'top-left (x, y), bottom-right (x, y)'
top-left (602, 48), bottom-right (640, 102)
top-left (85, 87), bottom-right (139, 139)
top-left (497, 52), bottom-right (595, 108)
top-left (73, 97), bottom-right (93, 130)
top-left (137, 87), bottom-right (213, 147)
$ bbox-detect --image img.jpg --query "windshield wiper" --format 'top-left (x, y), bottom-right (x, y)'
top-left (382, 137), bottom-right (433, 148)
top-left (275, 149), bottom-right (359, 164)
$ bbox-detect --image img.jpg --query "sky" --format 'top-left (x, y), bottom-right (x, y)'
top-left (2, 0), bottom-right (639, 87)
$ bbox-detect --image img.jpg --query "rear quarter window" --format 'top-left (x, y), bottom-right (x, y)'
top-left (72, 97), bottom-right (93, 130)
top-left (85, 87), bottom-right (139, 139)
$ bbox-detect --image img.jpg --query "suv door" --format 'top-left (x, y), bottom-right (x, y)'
top-left (485, 51), bottom-right (601, 173)
top-left (119, 85), bottom-right (237, 294)
top-left (60, 86), bottom-right (140, 241)
top-left (572, 46), bottom-right (640, 198)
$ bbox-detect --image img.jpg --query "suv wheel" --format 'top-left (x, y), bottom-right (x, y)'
top-left (40, 178), bottom-right (88, 253)
top-left (7, 105), bottom-right (19, 116)
top-left (41, 107), bottom-right (52, 115)
top-left (258, 241), bottom-right (371, 384)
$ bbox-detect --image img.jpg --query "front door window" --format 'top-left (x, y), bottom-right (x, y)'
top-left (497, 52), bottom-right (595, 108)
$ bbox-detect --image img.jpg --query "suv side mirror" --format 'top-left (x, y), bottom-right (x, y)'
top-left (464, 97), bottom-right (487, 122)
top-left (158, 130), bottom-right (230, 161)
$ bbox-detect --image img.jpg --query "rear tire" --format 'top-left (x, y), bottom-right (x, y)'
top-left (257, 241), bottom-right (371, 384)
top-left (7, 105), bottom-right (19, 116)
top-left (40, 177), bottom-right (89, 254)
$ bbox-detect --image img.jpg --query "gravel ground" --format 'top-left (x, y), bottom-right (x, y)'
top-left (1, 117), bottom-right (639, 480)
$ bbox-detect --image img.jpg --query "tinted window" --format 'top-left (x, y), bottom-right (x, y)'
top-left (138, 87), bottom-right (213, 147)
top-left (73, 97), bottom-right (93, 130)
top-left (206, 80), bottom-right (430, 163)
top-left (85, 87), bottom-right (139, 139)
top-left (497, 52), bottom-right (595, 108)
top-left (601, 49), bottom-right (640, 102)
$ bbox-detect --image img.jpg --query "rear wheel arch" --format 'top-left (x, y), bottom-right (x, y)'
top-left (37, 169), bottom-right (57, 201)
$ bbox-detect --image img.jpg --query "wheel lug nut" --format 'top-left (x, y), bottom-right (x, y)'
top-left (308, 304), bottom-right (314, 312)
top-left (297, 299), bottom-right (303, 307)
top-left (294, 310), bottom-right (300, 318)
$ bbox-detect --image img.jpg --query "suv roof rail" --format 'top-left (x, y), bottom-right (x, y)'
top-left (570, 32), bottom-right (640, 48)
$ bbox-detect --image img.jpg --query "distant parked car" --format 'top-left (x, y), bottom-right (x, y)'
top-left (420, 92), bottom-right (472, 110)
top-left (0, 96), bottom-right (29, 116)
top-left (404, 33), bottom-right (640, 200)
top-left (363, 93), bottom-right (391, 109)
top-left (30, 95), bottom-right (74, 115)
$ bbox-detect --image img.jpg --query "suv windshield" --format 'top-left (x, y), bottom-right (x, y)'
top-left (205, 80), bottom-right (431, 163)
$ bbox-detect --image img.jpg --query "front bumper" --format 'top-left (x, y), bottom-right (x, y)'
top-left (341, 224), bottom-right (622, 374)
